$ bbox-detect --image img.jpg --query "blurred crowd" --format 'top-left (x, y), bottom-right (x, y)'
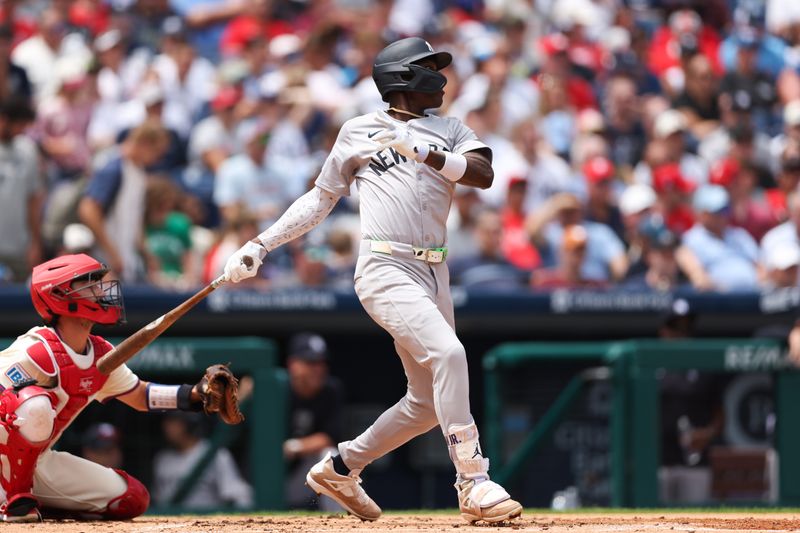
top-left (4, 0), bottom-right (800, 292)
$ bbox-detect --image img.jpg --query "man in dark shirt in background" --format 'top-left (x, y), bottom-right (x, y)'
top-left (284, 333), bottom-right (344, 510)
top-left (658, 300), bottom-right (726, 504)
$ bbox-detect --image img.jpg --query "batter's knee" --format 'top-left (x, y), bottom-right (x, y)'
top-left (436, 342), bottom-right (468, 372)
top-left (103, 470), bottom-right (149, 520)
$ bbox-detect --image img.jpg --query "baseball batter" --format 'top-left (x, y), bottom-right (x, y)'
top-left (224, 37), bottom-right (522, 524)
top-left (0, 254), bottom-right (240, 522)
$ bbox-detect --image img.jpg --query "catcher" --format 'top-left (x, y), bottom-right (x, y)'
top-left (0, 253), bottom-right (243, 522)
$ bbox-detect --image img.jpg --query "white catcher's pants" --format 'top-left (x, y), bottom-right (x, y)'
top-left (339, 253), bottom-right (473, 471)
top-left (32, 450), bottom-right (127, 512)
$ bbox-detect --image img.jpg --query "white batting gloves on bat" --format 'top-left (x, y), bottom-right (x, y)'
top-left (224, 241), bottom-right (267, 283)
top-left (372, 118), bottom-right (430, 162)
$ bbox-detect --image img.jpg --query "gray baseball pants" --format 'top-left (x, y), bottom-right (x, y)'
top-left (338, 248), bottom-right (474, 472)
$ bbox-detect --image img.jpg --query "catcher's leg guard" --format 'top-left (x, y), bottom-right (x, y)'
top-left (0, 385), bottom-right (56, 522)
top-left (102, 470), bottom-right (149, 520)
top-left (446, 423), bottom-right (522, 524)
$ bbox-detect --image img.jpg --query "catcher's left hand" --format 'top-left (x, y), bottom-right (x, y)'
top-left (196, 364), bottom-right (245, 424)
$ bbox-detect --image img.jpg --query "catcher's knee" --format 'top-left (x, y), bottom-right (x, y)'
top-left (103, 470), bottom-right (149, 520)
top-left (1, 386), bottom-right (56, 444)
top-left (15, 396), bottom-right (55, 443)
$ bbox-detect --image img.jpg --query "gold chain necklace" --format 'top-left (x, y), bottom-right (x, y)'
top-left (387, 107), bottom-right (425, 119)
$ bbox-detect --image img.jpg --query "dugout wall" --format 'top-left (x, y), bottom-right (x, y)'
top-left (484, 339), bottom-right (798, 508)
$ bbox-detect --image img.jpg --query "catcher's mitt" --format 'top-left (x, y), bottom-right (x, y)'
top-left (197, 364), bottom-right (244, 424)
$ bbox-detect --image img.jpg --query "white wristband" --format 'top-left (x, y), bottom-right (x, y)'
top-left (414, 144), bottom-right (430, 162)
top-left (439, 152), bottom-right (468, 182)
top-left (147, 384), bottom-right (180, 410)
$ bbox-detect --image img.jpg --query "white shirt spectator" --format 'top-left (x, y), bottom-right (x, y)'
top-left (698, 127), bottom-right (772, 170)
top-left (185, 115), bottom-right (237, 191)
top-left (88, 49), bottom-right (152, 148)
top-left (96, 48), bottom-right (151, 104)
top-left (388, 0), bottom-right (435, 36)
top-left (264, 120), bottom-right (315, 200)
top-left (12, 33), bottom-right (91, 102)
top-left (214, 154), bottom-right (288, 228)
top-left (306, 67), bottom-right (354, 115)
top-left (766, 0), bottom-right (800, 34)
top-left (350, 76), bottom-right (384, 117)
top-left (475, 133), bottom-right (529, 208)
top-left (151, 53), bottom-right (217, 138)
top-left (760, 221), bottom-right (799, 263)
top-left (450, 73), bottom-right (540, 135)
top-left (523, 152), bottom-right (576, 212)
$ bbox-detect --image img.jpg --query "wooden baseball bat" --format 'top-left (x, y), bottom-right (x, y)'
top-left (96, 275), bottom-right (228, 375)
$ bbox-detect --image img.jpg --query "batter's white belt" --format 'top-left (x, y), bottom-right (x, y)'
top-left (360, 239), bottom-right (448, 264)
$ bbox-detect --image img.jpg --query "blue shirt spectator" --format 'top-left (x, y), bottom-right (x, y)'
top-left (79, 123), bottom-right (170, 281)
top-left (720, 31), bottom-right (786, 79)
top-left (544, 220), bottom-right (626, 282)
top-left (213, 120), bottom-right (287, 229)
top-left (681, 185), bottom-right (760, 291)
top-left (450, 210), bottom-right (527, 289)
top-left (169, 0), bottom-right (244, 63)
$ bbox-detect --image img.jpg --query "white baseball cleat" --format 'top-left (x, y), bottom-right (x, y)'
top-left (305, 452), bottom-right (381, 521)
top-left (455, 477), bottom-right (523, 524)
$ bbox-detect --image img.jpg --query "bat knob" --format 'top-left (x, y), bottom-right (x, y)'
top-left (241, 256), bottom-right (254, 269)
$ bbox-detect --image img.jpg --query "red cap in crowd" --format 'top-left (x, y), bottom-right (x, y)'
top-left (508, 175), bottom-right (528, 188)
top-left (709, 158), bottom-right (739, 187)
top-left (583, 157), bottom-right (615, 184)
top-left (539, 33), bottom-right (569, 56)
top-left (652, 163), bottom-right (695, 195)
top-left (211, 85), bottom-right (243, 112)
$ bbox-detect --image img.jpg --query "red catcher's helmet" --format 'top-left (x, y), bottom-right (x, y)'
top-left (31, 254), bottom-right (125, 325)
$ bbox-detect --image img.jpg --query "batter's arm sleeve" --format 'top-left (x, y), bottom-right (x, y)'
top-left (254, 186), bottom-right (340, 253)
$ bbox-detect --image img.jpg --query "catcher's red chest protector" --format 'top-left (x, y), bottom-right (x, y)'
top-left (26, 328), bottom-right (111, 438)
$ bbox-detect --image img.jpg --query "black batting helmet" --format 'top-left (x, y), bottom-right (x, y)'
top-left (372, 37), bottom-right (452, 102)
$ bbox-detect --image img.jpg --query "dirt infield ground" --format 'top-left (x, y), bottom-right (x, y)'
top-left (2, 512), bottom-right (800, 533)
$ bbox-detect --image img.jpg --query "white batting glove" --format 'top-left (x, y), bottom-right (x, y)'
top-left (224, 241), bottom-right (267, 283)
top-left (372, 119), bottom-right (429, 162)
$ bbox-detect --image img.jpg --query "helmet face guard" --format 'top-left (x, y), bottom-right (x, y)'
top-left (53, 273), bottom-right (126, 325)
top-left (398, 63), bottom-right (448, 93)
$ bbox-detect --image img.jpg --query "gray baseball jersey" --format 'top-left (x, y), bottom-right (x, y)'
top-left (314, 109), bottom-right (493, 474)
top-left (315, 109), bottom-right (488, 247)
